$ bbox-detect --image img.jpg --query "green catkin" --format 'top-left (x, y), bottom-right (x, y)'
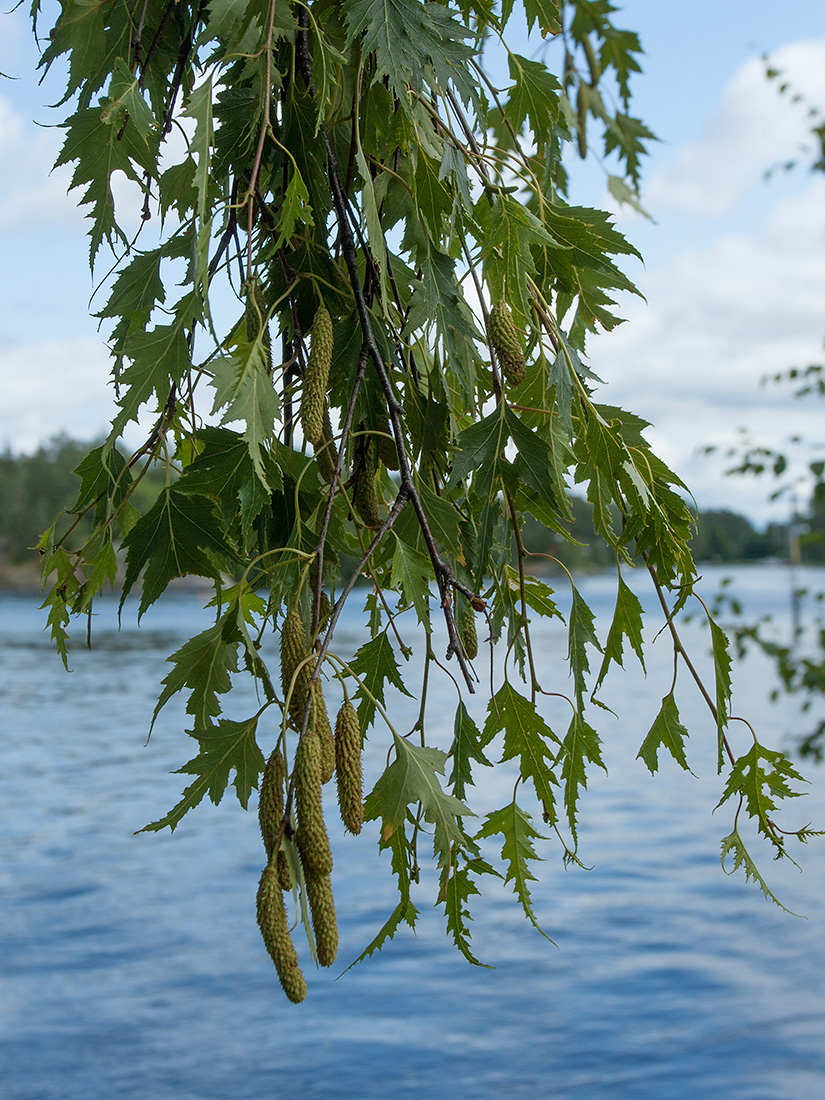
top-left (458, 603), bottom-right (479, 661)
top-left (280, 608), bottom-right (311, 729)
top-left (353, 439), bottom-right (382, 528)
top-left (259, 749), bottom-right (286, 862)
top-left (488, 300), bottom-right (527, 386)
top-left (316, 405), bottom-right (338, 483)
top-left (301, 303), bottom-right (333, 445)
top-left (305, 872), bottom-right (339, 967)
top-left (256, 864), bottom-right (307, 1003)
top-left (258, 750), bottom-right (293, 889)
top-left (294, 730), bottom-right (333, 878)
top-left (312, 683), bottom-right (336, 785)
top-left (334, 700), bottom-right (363, 835)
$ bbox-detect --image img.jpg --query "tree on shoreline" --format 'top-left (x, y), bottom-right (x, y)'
top-left (26, 0), bottom-right (820, 1000)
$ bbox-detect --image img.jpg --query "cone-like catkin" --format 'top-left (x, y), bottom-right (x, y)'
top-left (301, 304), bottom-right (333, 446)
top-left (353, 440), bottom-right (382, 528)
top-left (259, 749), bottom-right (286, 862)
top-left (305, 872), bottom-right (338, 967)
top-left (335, 700), bottom-right (363, 835)
top-left (256, 864), bottom-right (307, 1003)
top-left (280, 608), bottom-right (311, 729)
top-left (294, 731), bottom-right (333, 877)
top-left (312, 684), bottom-right (336, 785)
top-left (458, 603), bottom-right (478, 661)
top-left (488, 300), bottom-right (526, 386)
top-left (316, 405), bottom-right (338, 483)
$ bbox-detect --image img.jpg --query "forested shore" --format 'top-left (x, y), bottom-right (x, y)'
top-left (0, 435), bottom-right (809, 592)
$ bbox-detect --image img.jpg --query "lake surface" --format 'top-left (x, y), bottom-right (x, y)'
top-left (2, 565), bottom-right (824, 1099)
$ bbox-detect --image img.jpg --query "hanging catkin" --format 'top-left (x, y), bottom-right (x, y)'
top-left (312, 683), bottom-right (336, 785)
top-left (294, 730), bottom-right (333, 878)
top-left (305, 872), bottom-right (338, 967)
top-left (256, 864), bottom-right (307, 1003)
top-left (280, 607), bottom-right (312, 729)
top-left (301, 303), bottom-right (333, 445)
top-left (334, 700), bottom-right (363, 835)
top-left (488, 300), bottom-right (526, 385)
top-left (458, 602), bottom-right (479, 661)
top-left (259, 749), bottom-right (285, 862)
top-left (352, 438), bottom-right (382, 528)
top-left (258, 749), bottom-right (292, 890)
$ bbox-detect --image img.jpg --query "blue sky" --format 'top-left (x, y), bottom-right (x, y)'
top-left (1, 1), bottom-right (824, 522)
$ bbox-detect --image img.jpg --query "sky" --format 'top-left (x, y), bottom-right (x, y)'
top-left (0, 2), bottom-right (824, 523)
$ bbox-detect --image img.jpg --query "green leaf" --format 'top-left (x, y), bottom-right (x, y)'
top-left (71, 444), bottom-right (132, 524)
top-left (210, 339), bottom-right (279, 486)
top-left (55, 103), bottom-right (155, 262)
top-left (97, 247), bottom-right (165, 329)
top-left (503, 569), bottom-right (563, 622)
top-left (418, 246), bottom-right (482, 403)
top-left (101, 58), bottom-right (155, 139)
top-left (274, 165), bottom-right (314, 248)
top-left (716, 743), bottom-right (806, 835)
top-left (593, 576), bottom-right (645, 693)
top-left (449, 700), bottom-right (493, 799)
top-left (523, 0), bottom-right (562, 35)
top-left (557, 713), bottom-right (605, 838)
top-left (344, 898), bottom-right (420, 970)
top-left (152, 612), bottom-right (241, 731)
top-left (484, 683), bottom-right (560, 820)
top-left (476, 801), bottom-right (553, 939)
top-left (181, 76), bottom-right (215, 287)
top-left (442, 860), bottom-right (494, 967)
top-left (39, 583), bottom-right (72, 670)
top-left (637, 692), bottom-right (690, 773)
top-left (449, 408), bottom-right (507, 489)
top-left (390, 538), bottom-right (434, 627)
top-left (366, 731), bottom-right (472, 865)
top-left (567, 585), bottom-right (602, 702)
top-left (177, 426), bottom-right (275, 537)
top-left (417, 480), bottom-right (463, 552)
top-left (349, 632), bottom-right (413, 732)
top-left (475, 193), bottom-right (556, 311)
top-left (112, 301), bottom-right (195, 434)
top-left (720, 828), bottom-right (799, 914)
top-left (141, 716), bottom-right (265, 832)
top-left (120, 489), bottom-right (236, 617)
top-left (505, 405), bottom-right (567, 516)
top-left (709, 617), bottom-right (732, 771)
top-left (505, 53), bottom-right (561, 148)
top-left (345, 0), bottom-right (474, 101)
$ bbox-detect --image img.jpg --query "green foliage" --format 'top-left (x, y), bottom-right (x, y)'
top-left (27, 0), bottom-right (820, 997)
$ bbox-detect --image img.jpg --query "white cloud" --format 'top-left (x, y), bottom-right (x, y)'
top-left (0, 93), bottom-right (81, 231)
top-left (0, 335), bottom-right (115, 452)
top-left (645, 38), bottom-right (825, 219)
top-left (591, 172), bottom-right (825, 522)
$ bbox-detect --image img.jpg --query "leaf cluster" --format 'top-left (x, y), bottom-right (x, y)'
top-left (30, 0), bottom-right (819, 989)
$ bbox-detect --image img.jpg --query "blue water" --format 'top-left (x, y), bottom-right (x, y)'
top-left (1, 566), bottom-right (824, 1099)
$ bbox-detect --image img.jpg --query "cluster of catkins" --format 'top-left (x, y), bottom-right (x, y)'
top-left (256, 606), bottom-right (363, 1003)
